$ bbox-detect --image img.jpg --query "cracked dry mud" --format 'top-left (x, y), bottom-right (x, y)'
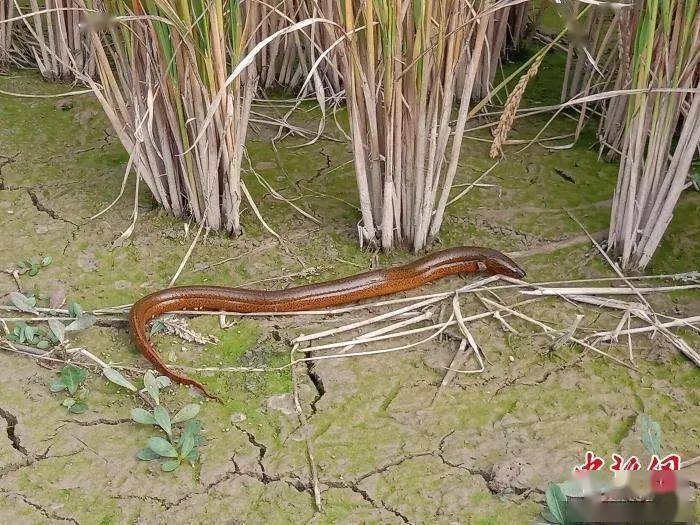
top-left (1, 70), bottom-right (699, 524)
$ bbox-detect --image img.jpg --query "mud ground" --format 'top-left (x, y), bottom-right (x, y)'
top-left (0, 65), bottom-right (698, 524)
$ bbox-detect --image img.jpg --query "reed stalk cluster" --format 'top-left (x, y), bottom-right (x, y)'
top-left (86, 0), bottom-right (262, 234)
top-left (608, 0), bottom-right (700, 271)
top-left (338, 0), bottom-right (526, 251)
top-left (10, 0), bottom-right (97, 80)
top-left (562, 0), bottom-right (700, 270)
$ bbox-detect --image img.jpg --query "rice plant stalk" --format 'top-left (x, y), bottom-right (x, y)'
top-left (13, 0), bottom-right (97, 81)
top-left (608, 0), bottom-right (700, 271)
top-left (255, 0), bottom-right (343, 100)
top-left (0, 0), bottom-right (15, 69)
top-left (340, 0), bottom-right (517, 252)
top-left (84, 0), bottom-right (261, 233)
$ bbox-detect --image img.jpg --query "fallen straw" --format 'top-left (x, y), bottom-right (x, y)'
top-left (590, 316), bottom-right (700, 342)
top-left (521, 285), bottom-right (700, 296)
top-left (293, 276), bottom-right (500, 344)
top-left (479, 296), bottom-right (637, 371)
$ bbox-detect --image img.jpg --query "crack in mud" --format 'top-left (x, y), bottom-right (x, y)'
top-left (435, 432), bottom-right (543, 498)
top-left (491, 354), bottom-right (585, 395)
top-left (233, 424), bottom-right (269, 481)
top-left (231, 457), bottom-right (311, 494)
top-left (109, 493), bottom-right (170, 509)
top-left (163, 457), bottom-right (311, 511)
top-left (0, 407), bottom-right (28, 456)
top-left (323, 479), bottom-right (411, 523)
top-left (0, 441), bottom-right (83, 479)
top-left (59, 418), bottom-right (131, 427)
top-left (355, 452), bottom-right (434, 484)
top-left (0, 153), bottom-right (18, 188)
top-left (25, 188), bottom-right (81, 253)
top-left (26, 189), bottom-right (78, 227)
top-left (456, 215), bottom-right (560, 248)
top-left (304, 356), bottom-right (326, 414)
top-left (301, 148), bottom-right (333, 186)
top-left (0, 489), bottom-right (80, 524)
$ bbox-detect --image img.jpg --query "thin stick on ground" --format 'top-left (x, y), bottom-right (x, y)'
top-left (290, 345), bottom-right (322, 511)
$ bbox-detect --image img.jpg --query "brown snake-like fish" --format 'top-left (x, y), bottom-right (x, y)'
top-left (130, 247), bottom-right (525, 400)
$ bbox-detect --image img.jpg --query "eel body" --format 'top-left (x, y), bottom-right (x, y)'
top-left (129, 246), bottom-right (525, 399)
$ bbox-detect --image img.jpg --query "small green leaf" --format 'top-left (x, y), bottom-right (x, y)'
top-left (147, 437), bottom-right (178, 458)
top-left (179, 432), bottom-right (195, 459)
top-left (36, 340), bottom-right (50, 350)
top-left (131, 408), bottom-right (156, 425)
top-left (136, 447), bottom-right (159, 461)
top-left (17, 260), bottom-right (28, 269)
top-left (69, 401), bottom-right (87, 414)
top-left (181, 420), bottom-right (202, 443)
top-left (48, 319), bottom-right (65, 343)
top-left (24, 325), bottom-right (36, 341)
top-left (545, 483), bottom-right (567, 524)
top-left (144, 371), bottom-right (160, 404)
top-left (50, 379), bottom-right (67, 392)
top-left (103, 367), bottom-right (137, 391)
top-left (161, 459), bottom-right (181, 472)
top-left (185, 448), bottom-right (200, 462)
top-left (62, 398), bottom-right (76, 408)
top-left (42, 255), bottom-right (53, 267)
top-left (171, 404), bottom-right (200, 424)
top-left (29, 256), bottom-right (41, 266)
top-left (28, 267), bottom-right (39, 277)
top-left (60, 364), bottom-right (87, 395)
top-left (9, 292), bottom-right (37, 313)
top-left (149, 320), bottom-right (166, 337)
top-left (65, 314), bottom-right (97, 332)
top-left (68, 300), bottom-right (83, 318)
top-left (641, 414), bottom-right (662, 457)
top-left (153, 405), bottom-right (172, 437)
top-left (156, 376), bottom-right (171, 389)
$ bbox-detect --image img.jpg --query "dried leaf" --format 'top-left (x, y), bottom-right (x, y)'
top-left (49, 286), bottom-right (68, 309)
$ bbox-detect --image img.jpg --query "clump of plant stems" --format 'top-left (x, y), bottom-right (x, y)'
top-left (10, 0), bottom-right (97, 81)
top-left (469, 1), bottom-right (530, 99)
top-left (608, 0), bottom-right (700, 271)
top-left (337, 0), bottom-right (521, 251)
top-left (557, 1), bottom-right (699, 271)
top-left (0, 0), bottom-right (14, 70)
top-left (83, 0), bottom-right (264, 234)
top-left (254, 0), bottom-right (343, 99)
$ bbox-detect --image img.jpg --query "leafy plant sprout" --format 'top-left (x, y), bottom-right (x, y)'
top-left (131, 371), bottom-right (204, 472)
top-left (16, 255), bottom-right (52, 277)
top-left (51, 364), bottom-right (90, 414)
